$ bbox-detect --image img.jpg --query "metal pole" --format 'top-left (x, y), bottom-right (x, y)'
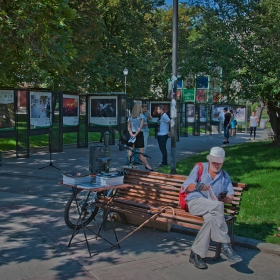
top-left (170, 0), bottom-right (178, 174)
top-left (124, 75), bottom-right (127, 95)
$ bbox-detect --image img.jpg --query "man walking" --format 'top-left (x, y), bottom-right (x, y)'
top-left (156, 105), bottom-right (171, 167)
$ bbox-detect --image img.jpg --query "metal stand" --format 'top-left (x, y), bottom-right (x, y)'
top-left (39, 115), bottom-right (60, 170)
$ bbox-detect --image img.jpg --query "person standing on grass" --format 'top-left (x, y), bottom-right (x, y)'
top-left (181, 147), bottom-right (242, 269)
top-left (249, 111), bottom-right (259, 140)
top-left (156, 104), bottom-right (171, 167)
top-left (223, 108), bottom-right (231, 144)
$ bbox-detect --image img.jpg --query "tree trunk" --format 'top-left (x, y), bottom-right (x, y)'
top-left (267, 101), bottom-right (280, 144)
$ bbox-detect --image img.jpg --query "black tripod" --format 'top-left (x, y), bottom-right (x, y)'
top-left (39, 112), bottom-right (60, 170)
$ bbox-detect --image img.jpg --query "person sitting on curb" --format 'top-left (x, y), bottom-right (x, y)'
top-left (181, 147), bottom-right (242, 269)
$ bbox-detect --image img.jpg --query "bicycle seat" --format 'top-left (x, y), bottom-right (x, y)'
top-left (96, 157), bottom-right (112, 163)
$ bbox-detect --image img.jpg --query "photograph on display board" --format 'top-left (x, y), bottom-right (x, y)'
top-left (63, 95), bottom-right (79, 126)
top-left (200, 105), bottom-right (207, 122)
top-left (0, 90), bottom-right (14, 130)
top-left (230, 106), bottom-right (246, 122)
top-left (187, 104), bottom-right (195, 122)
top-left (212, 105), bottom-right (229, 122)
top-left (30, 92), bottom-right (52, 127)
top-left (196, 76), bottom-right (209, 89)
top-left (196, 89), bottom-right (207, 102)
top-left (150, 101), bottom-right (170, 123)
top-left (89, 96), bottom-right (117, 126)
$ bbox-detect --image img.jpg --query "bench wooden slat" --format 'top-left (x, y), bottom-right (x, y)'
top-left (99, 168), bottom-right (247, 238)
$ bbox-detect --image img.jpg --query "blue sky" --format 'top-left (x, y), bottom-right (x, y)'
top-left (165, 0), bottom-right (188, 5)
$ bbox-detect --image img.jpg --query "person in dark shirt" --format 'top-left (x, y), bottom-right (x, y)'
top-left (223, 108), bottom-right (231, 144)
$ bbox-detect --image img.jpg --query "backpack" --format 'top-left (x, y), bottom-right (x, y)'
top-left (179, 162), bottom-right (203, 211)
top-left (179, 163), bottom-right (225, 211)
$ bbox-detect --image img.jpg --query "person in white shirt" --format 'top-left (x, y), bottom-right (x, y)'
top-left (249, 111), bottom-right (259, 140)
top-left (156, 105), bottom-right (171, 167)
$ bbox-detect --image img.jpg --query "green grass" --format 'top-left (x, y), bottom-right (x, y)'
top-left (159, 141), bottom-right (280, 244)
top-left (0, 132), bottom-right (118, 151)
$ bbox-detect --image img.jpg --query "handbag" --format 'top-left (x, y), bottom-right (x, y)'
top-left (120, 131), bottom-right (130, 145)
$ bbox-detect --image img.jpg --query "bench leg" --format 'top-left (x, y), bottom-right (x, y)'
top-left (226, 220), bottom-right (235, 249)
top-left (213, 222), bottom-right (235, 262)
top-left (213, 243), bottom-right (222, 261)
top-left (118, 212), bottom-right (127, 224)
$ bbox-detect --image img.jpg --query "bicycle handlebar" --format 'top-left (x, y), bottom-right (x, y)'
top-left (118, 144), bottom-right (151, 159)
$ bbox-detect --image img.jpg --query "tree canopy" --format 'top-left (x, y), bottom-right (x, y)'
top-left (183, 0), bottom-right (280, 142)
top-left (1, 0), bottom-right (280, 143)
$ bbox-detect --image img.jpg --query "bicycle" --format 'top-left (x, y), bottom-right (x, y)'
top-left (63, 147), bottom-right (151, 230)
top-left (118, 143), bottom-right (151, 170)
top-left (64, 157), bottom-right (113, 230)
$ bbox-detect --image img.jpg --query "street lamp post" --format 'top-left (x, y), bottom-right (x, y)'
top-left (123, 68), bottom-right (128, 94)
top-left (119, 67), bottom-right (128, 152)
top-left (170, 0), bottom-right (178, 174)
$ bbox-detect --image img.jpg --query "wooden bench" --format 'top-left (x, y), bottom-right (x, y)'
top-left (100, 168), bottom-right (247, 259)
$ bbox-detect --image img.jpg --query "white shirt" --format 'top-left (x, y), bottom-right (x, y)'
top-left (158, 113), bottom-right (170, 135)
top-left (250, 116), bottom-right (258, 127)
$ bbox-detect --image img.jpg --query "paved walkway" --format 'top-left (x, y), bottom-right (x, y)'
top-left (1, 129), bottom-right (280, 280)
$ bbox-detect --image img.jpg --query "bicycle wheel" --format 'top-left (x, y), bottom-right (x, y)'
top-left (64, 189), bottom-right (100, 230)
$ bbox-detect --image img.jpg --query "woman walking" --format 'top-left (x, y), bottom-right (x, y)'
top-left (249, 111), bottom-right (259, 140)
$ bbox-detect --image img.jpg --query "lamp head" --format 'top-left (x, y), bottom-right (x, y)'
top-left (123, 68), bottom-right (128, 76)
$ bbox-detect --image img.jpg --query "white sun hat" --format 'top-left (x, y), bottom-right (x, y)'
top-left (206, 147), bottom-right (225, 163)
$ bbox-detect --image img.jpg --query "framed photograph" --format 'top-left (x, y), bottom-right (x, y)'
top-left (150, 101), bottom-right (170, 123)
top-left (89, 96), bottom-right (117, 126)
top-left (212, 105), bottom-right (229, 122)
top-left (0, 90), bottom-right (14, 130)
top-left (230, 106), bottom-right (246, 123)
top-left (200, 105), bottom-right (207, 122)
top-left (196, 76), bottom-right (209, 89)
top-left (63, 94), bottom-right (79, 126)
top-left (196, 89), bottom-right (207, 102)
top-left (187, 104), bottom-right (195, 123)
top-left (30, 91), bottom-right (52, 128)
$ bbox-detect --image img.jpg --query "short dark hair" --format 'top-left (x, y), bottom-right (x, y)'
top-left (158, 104), bottom-right (165, 111)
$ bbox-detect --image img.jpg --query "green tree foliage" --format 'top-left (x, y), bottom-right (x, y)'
top-left (152, 3), bottom-right (201, 96)
top-left (0, 0), bottom-right (76, 87)
top-left (184, 0), bottom-right (280, 143)
top-left (0, 0), bottom-right (167, 99)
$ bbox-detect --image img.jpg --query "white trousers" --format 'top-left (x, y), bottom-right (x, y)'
top-left (188, 197), bottom-right (230, 258)
top-left (142, 131), bottom-right (149, 152)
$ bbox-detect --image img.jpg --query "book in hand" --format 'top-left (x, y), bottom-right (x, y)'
top-left (62, 173), bottom-right (92, 185)
top-left (95, 173), bottom-right (124, 186)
